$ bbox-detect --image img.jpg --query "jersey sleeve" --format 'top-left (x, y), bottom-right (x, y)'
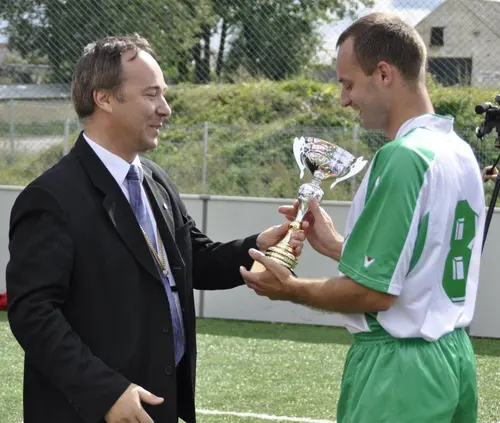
top-left (338, 141), bottom-right (434, 295)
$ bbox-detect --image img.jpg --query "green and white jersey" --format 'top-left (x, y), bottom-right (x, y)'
top-left (338, 114), bottom-right (485, 341)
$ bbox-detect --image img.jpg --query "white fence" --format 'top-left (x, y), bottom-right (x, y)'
top-left (1, 186), bottom-right (499, 338)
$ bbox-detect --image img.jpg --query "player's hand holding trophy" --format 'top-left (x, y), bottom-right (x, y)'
top-left (251, 136), bottom-right (367, 273)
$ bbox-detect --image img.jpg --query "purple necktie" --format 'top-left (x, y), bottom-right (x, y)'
top-left (126, 164), bottom-right (185, 365)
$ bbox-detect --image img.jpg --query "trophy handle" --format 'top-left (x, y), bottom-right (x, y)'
top-left (330, 157), bottom-right (368, 189)
top-left (293, 137), bottom-right (306, 179)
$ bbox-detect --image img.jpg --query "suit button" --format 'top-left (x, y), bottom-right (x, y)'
top-left (162, 328), bottom-right (169, 333)
top-left (165, 365), bottom-right (174, 375)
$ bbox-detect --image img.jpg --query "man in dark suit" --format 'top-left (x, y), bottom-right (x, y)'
top-left (6, 35), bottom-right (304, 423)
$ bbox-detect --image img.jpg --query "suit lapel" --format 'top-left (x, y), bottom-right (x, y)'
top-left (142, 166), bottom-right (175, 236)
top-left (142, 166), bottom-right (188, 303)
top-left (142, 168), bottom-right (185, 269)
top-left (74, 133), bottom-right (161, 282)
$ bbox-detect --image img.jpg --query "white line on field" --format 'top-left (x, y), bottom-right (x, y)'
top-left (196, 409), bottom-right (336, 423)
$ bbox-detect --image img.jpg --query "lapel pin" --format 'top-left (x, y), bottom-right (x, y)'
top-left (163, 203), bottom-right (168, 210)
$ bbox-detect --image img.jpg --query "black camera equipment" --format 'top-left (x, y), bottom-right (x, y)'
top-left (475, 94), bottom-right (500, 249)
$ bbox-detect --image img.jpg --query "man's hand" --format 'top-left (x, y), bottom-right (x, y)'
top-left (278, 199), bottom-right (343, 260)
top-left (482, 165), bottom-right (498, 182)
top-left (104, 383), bottom-right (164, 423)
top-left (256, 221), bottom-right (305, 257)
top-left (240, 249), bottom-right (297, 301)
top-left (241, 249), bottom-right (396, 312)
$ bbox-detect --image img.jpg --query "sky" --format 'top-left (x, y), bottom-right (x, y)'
top-left (316, 0), bottom-right (446, 63)
top-left (0, 20), bottom-right (6, 43)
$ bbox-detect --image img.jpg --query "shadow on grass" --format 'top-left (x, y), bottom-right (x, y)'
top-left (195, 317), bottom-right (354, 346)
top-left (196, 317), bottom-right (500, 356)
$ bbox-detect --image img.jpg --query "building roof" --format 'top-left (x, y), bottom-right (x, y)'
top-left (0, 83), bottom-right (71, 101)
top-left (415, 0), bottom-right (500, 28)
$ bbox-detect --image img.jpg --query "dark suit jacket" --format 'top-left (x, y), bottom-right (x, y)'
top-left (6, 132), bottom-right (258, 423)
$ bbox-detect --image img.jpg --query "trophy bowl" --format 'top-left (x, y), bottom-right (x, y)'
top-left (251, 136), bottom-right (368, 273)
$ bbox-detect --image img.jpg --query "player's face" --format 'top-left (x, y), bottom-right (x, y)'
top-left (337, 37), bottom-right (389, 131)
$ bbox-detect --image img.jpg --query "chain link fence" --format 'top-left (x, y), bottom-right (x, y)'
top-left (1, 0), bottom-right (500, 200)
top-left (145, 123), bottom-right (499, 200)
top-left (1, 121), bottom-right (497, 201)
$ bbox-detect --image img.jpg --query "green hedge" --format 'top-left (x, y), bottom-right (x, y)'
top-left (1, 79), bottom-right (499, 202)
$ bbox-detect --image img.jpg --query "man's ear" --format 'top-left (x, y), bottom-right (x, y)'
top-left (376, 61), bottom-right (394, 87)
top-left (93, 89), bottom-right (113, 114)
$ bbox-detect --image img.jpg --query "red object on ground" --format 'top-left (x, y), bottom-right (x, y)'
top-left (0, 293), bottom-right (7, 311)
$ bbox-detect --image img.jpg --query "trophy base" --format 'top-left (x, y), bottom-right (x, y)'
top-left (250, 222), bottom-right (300, 273)
top-left (265, 242), bottom-right (298, 272)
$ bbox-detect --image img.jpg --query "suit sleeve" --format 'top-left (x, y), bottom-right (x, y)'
top-left (189, 218), bottom-right (259, 290)
top-left (177, 205), bottom-right (258, 290)
top-left (6, 184), bottom-right (130, 422)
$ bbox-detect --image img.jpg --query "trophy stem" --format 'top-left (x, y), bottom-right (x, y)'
top-left (312, 170), bottom-right (325, 184)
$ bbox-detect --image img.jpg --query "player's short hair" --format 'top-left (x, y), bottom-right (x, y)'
top-left (336, 12), bottom-right (427, 82)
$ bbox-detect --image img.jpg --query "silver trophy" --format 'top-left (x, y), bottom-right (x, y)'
top-left (253, 136), bottom-right (367, 273)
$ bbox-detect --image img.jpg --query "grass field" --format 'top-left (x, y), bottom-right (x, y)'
top-left (1, 312), bottom-right (500, 423)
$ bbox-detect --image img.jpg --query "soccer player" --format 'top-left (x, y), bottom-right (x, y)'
top-left (240, 12), bottom-right (485, 423)
top-left (482, 165), bottom-right (498, 182)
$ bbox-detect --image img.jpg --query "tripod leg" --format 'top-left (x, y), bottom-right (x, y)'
top-left (482, 168), bottom-right (500, 250)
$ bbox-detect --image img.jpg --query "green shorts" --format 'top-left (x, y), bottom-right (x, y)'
top-left (337, 327), bottom-right (477, 423)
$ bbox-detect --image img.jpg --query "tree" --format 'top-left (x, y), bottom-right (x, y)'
top-left (1, 0), bottom-right (205, 83)
top-left (1, 0), bottom-right (374, 84)
top-left (172, 0), bottom-right (375, 84)
top-left (215, 0), bottom-right (374, 81)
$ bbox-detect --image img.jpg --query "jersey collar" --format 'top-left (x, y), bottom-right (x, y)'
top-left (395, 113), bottom-right (454, 140)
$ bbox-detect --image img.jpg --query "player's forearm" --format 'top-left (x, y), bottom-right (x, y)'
top-left (287, 276), bottom-right (395, 313)
top-left (329, 237), bottom-right (344, 262)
